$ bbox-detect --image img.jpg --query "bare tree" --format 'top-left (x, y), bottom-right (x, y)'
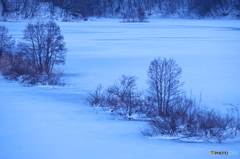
top-left (21, 20), bottom-right (66, 75)
top-left (147, 57), bottom-right (184, 116)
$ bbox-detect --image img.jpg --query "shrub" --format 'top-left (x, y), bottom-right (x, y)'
top-left (143, 97), bottom-right (237, 143)
top-left (86, 84), bottom-right (106, 107)
top-left (86, 75), bottom-right (143, 118)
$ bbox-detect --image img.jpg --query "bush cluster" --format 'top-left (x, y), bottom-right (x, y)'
top-left (86, 76), bottom-right (144, 119)
top-left (0, 21), bottom-right (66, 85)
top-left (86, 57), bottom-right (240, 143)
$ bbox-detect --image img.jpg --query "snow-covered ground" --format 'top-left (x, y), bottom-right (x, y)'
top-left (1, 77), bottom-right (239, 159)
top-left (1, 19), bottom-right (240, 159)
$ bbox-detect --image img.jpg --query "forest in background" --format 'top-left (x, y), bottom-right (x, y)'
top-left (0, 0), bottom-right (239, 21)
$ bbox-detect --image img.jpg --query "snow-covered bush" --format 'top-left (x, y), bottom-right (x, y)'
top-left (86, 75), bottom-right (143, 118)
top-left (86, 84), bottom-right (106, 107)
top-left (86, 57), bottom-right (240, 143)
top-left (106, 75), bottom-right (142, 117)
top-left (143, 99), bottom-right (237, 143)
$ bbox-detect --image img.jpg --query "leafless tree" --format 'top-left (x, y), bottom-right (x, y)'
top-left (21, 20), bottom-right (66, 75)
top-left (147, 57), bottom-right (184, 117)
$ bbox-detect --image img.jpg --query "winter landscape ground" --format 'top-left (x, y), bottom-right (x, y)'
top-left (1, 19), bottom-right (240, 159)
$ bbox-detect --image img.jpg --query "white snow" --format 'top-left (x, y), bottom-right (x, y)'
top-left (0, 19), bottom-right (240, 159)
top-left (60, 19), bottom-right (240, 107)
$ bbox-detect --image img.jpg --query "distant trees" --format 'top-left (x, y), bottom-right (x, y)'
top-left (0, 21), bottom-right (67, 85)
top-left (86, 57), bottom-right (240, 143)
top-left (0, 0), bottom-right (9, 16)
top-left (0, 0), bottom-right (239, 20)
top-left (0, 0), bottom-right (40, 19)
top-left (19, 0), bottom-right (40, 19)
top-left (122, 6), bottom-right (149, 22)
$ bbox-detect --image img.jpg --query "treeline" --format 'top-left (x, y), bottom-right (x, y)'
top-left (86, 57), bottom-right (240, 143)
top-left (0, 0), bottom-right (239, 20)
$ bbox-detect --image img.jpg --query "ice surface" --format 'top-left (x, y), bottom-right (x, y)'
top-left (0, 19), bottom-right (240, 159)
top-left (1, 77), bottom-right (239, 159)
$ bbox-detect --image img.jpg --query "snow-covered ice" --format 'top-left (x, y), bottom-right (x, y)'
top-left (1, 19), bottom-right (240, 159)
top-left (1, 77), bottom-right (239, 159)
top-left (3, 19), bottom-right (240, 107)
top-left (60, 19), bottom-right (240, 108)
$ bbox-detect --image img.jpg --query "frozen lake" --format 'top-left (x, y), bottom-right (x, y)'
top-left (2, 19), bottom-right (240, 107)
top-left (61, 19), bottom-right (240, 108)
top-left (1, 19), bottom-right (240, 159)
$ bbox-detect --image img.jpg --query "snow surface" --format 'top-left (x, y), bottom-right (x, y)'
top-left (61, 19), bottom-right (240, 108)
top-left (1, 19), bottom-right (240, 158)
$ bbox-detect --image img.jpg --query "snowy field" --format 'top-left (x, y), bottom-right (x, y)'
top-left (1, 19), bottom-right (240, 158)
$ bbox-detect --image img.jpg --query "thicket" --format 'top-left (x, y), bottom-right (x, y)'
top-left (86, 57), bottom-right (240, 143)
top-left (0, 20), bottom-right (66, 85)
top-left (0, 0), bottom-right (239, 21)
